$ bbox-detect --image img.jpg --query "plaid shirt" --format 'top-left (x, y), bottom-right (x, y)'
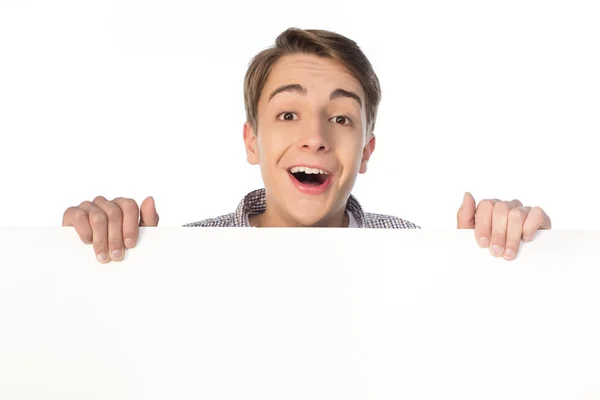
top-left (183, 188), bottom-right (420, 229)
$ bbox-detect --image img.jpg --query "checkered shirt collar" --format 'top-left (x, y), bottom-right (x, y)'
top-left (233, 188), bottom-right (366, 227)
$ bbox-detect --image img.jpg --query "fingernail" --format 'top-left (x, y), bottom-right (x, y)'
top-left (478, 237), bottom-right (489, 247)
top-left (97, 252), bottom-right (109, 263)
top-left (124, 238), bottom-right (135, 248)
top-left (503, 249), bottom-right (515, 260)
top-left (491, 245), bottom-right (503, 257)
top-left (111, 249), bottom-right (122, 261)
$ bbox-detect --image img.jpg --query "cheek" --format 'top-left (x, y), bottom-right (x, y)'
top-left (258, 131), bottom-right (288, 167)
top-left (337, 138), bottom-right (365, 170)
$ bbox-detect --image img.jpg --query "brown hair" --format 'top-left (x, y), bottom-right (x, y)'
top-left (243, 27), bottom-right (381, 136)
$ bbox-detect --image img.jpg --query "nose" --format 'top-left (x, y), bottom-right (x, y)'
top-left (299, 120), bottom-right (330, 152)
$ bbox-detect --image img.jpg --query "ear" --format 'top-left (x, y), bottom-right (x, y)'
top-left (243, 122), bottom-right (259, 165)
top-left (359, 134), bottom-right (376, 174)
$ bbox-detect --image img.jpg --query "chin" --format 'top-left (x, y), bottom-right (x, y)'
top-left (284, 202), bottom-right (340, 227)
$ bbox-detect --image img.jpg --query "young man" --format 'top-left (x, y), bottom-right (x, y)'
top-left (62, 28), bottom-right (551, 263)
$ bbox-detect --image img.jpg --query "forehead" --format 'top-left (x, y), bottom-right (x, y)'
top-left (261, 53), bottom-right (364, 101)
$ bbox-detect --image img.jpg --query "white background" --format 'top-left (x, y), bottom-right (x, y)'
top-left (1, 0), bottom-right (598, 228)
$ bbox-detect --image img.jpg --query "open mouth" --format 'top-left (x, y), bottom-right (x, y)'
top-left (289, 166), bottom-right (330, 186)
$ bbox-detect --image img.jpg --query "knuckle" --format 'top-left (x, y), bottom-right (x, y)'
top-left (72, 208), bottom-right (89, 223)
top-left (508, 207), bottom-right (528, 221)
top-left (109, 238), bottom-right (123, 249)
top-left (475, 200), bottom-right (493, 219)
top-left (495, 201), bottom-right (512, 211)
top-left (120, 198), bottom-right (139, 215)
top-left (92, 195), bottom-right (107, 204)
top-left (491, 228), bottom-right (506, 240)
top-left (479, 199), bottom-right (494, 208)
top-left (89, 210), bottom-right (107, 226)
top-left (105, 203), bottom-right (123, 220)
top-left (530, 206), bottom-right (544, 216)
top-left (511, 199), bottom-right (523, 207)
top-left (93, 234), bottom-right (107, 246)
top-left (491, 237), bottom-right (506, 248)
top-left (93, 237), bottom-right (108, 248)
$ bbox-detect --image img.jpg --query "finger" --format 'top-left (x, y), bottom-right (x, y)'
top-left (139, 196), bottom-right (159, 227)
top-left (503, 207), bottom-right (529, 260)
top-left (457, 192), bottom-right (476, 229)
top-left (83, 200), bottom-right (110, 263)
top-left (489, 201), bottom-right (512, 257)
top-left (92, 196), bottom-right (124, 262)
top-left (112, 198), bottom-right (140, 249)
top-left (522, 206), bottom-right (552, 242)
top-left (62, 204), bottom-right (93, 244)
top-left (473, 199), bottom-right (499, 248)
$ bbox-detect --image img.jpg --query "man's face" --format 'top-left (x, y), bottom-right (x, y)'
top-left (243, 53), bottom-right (376, 226)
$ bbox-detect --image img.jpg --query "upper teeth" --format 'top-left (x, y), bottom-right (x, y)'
top-left (290, 166), bottom-right (328, 175)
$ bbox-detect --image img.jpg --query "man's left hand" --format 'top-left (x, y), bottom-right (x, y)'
top-left (457, 192), bottom-right (551, 260)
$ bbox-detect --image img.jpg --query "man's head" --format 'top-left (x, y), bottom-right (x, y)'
top-left (242, 28), bottom-right (382, 227)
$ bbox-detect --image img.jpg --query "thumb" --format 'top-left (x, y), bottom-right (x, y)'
top-left (140, 196), bottom-right (160, 227)
top-left (457, 192), bottom-right (476, 229)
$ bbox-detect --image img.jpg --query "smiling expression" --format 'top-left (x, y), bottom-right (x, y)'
top-left (243, 53), bottom-right (376, 227)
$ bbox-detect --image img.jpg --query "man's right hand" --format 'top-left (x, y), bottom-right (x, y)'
top-left (62, 196), bottom-right (159, 263)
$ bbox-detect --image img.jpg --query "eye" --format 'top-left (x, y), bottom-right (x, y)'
top-left (277, 111), bottom-right (298, 121)
top-left (330, 115), bottom-right (352, 126)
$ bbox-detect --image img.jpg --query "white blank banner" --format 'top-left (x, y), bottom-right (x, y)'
top-left (0, 228), bottom-right (599, 399)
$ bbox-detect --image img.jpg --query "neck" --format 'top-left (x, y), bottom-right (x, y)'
top-left (249, 198), bottom-right (349, 228)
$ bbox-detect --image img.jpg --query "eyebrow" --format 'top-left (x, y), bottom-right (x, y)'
top-left (268, 84), bottom-right (362, 108)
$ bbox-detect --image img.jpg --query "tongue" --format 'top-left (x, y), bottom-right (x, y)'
top-left (303, 180), bottom-right (322, 186)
